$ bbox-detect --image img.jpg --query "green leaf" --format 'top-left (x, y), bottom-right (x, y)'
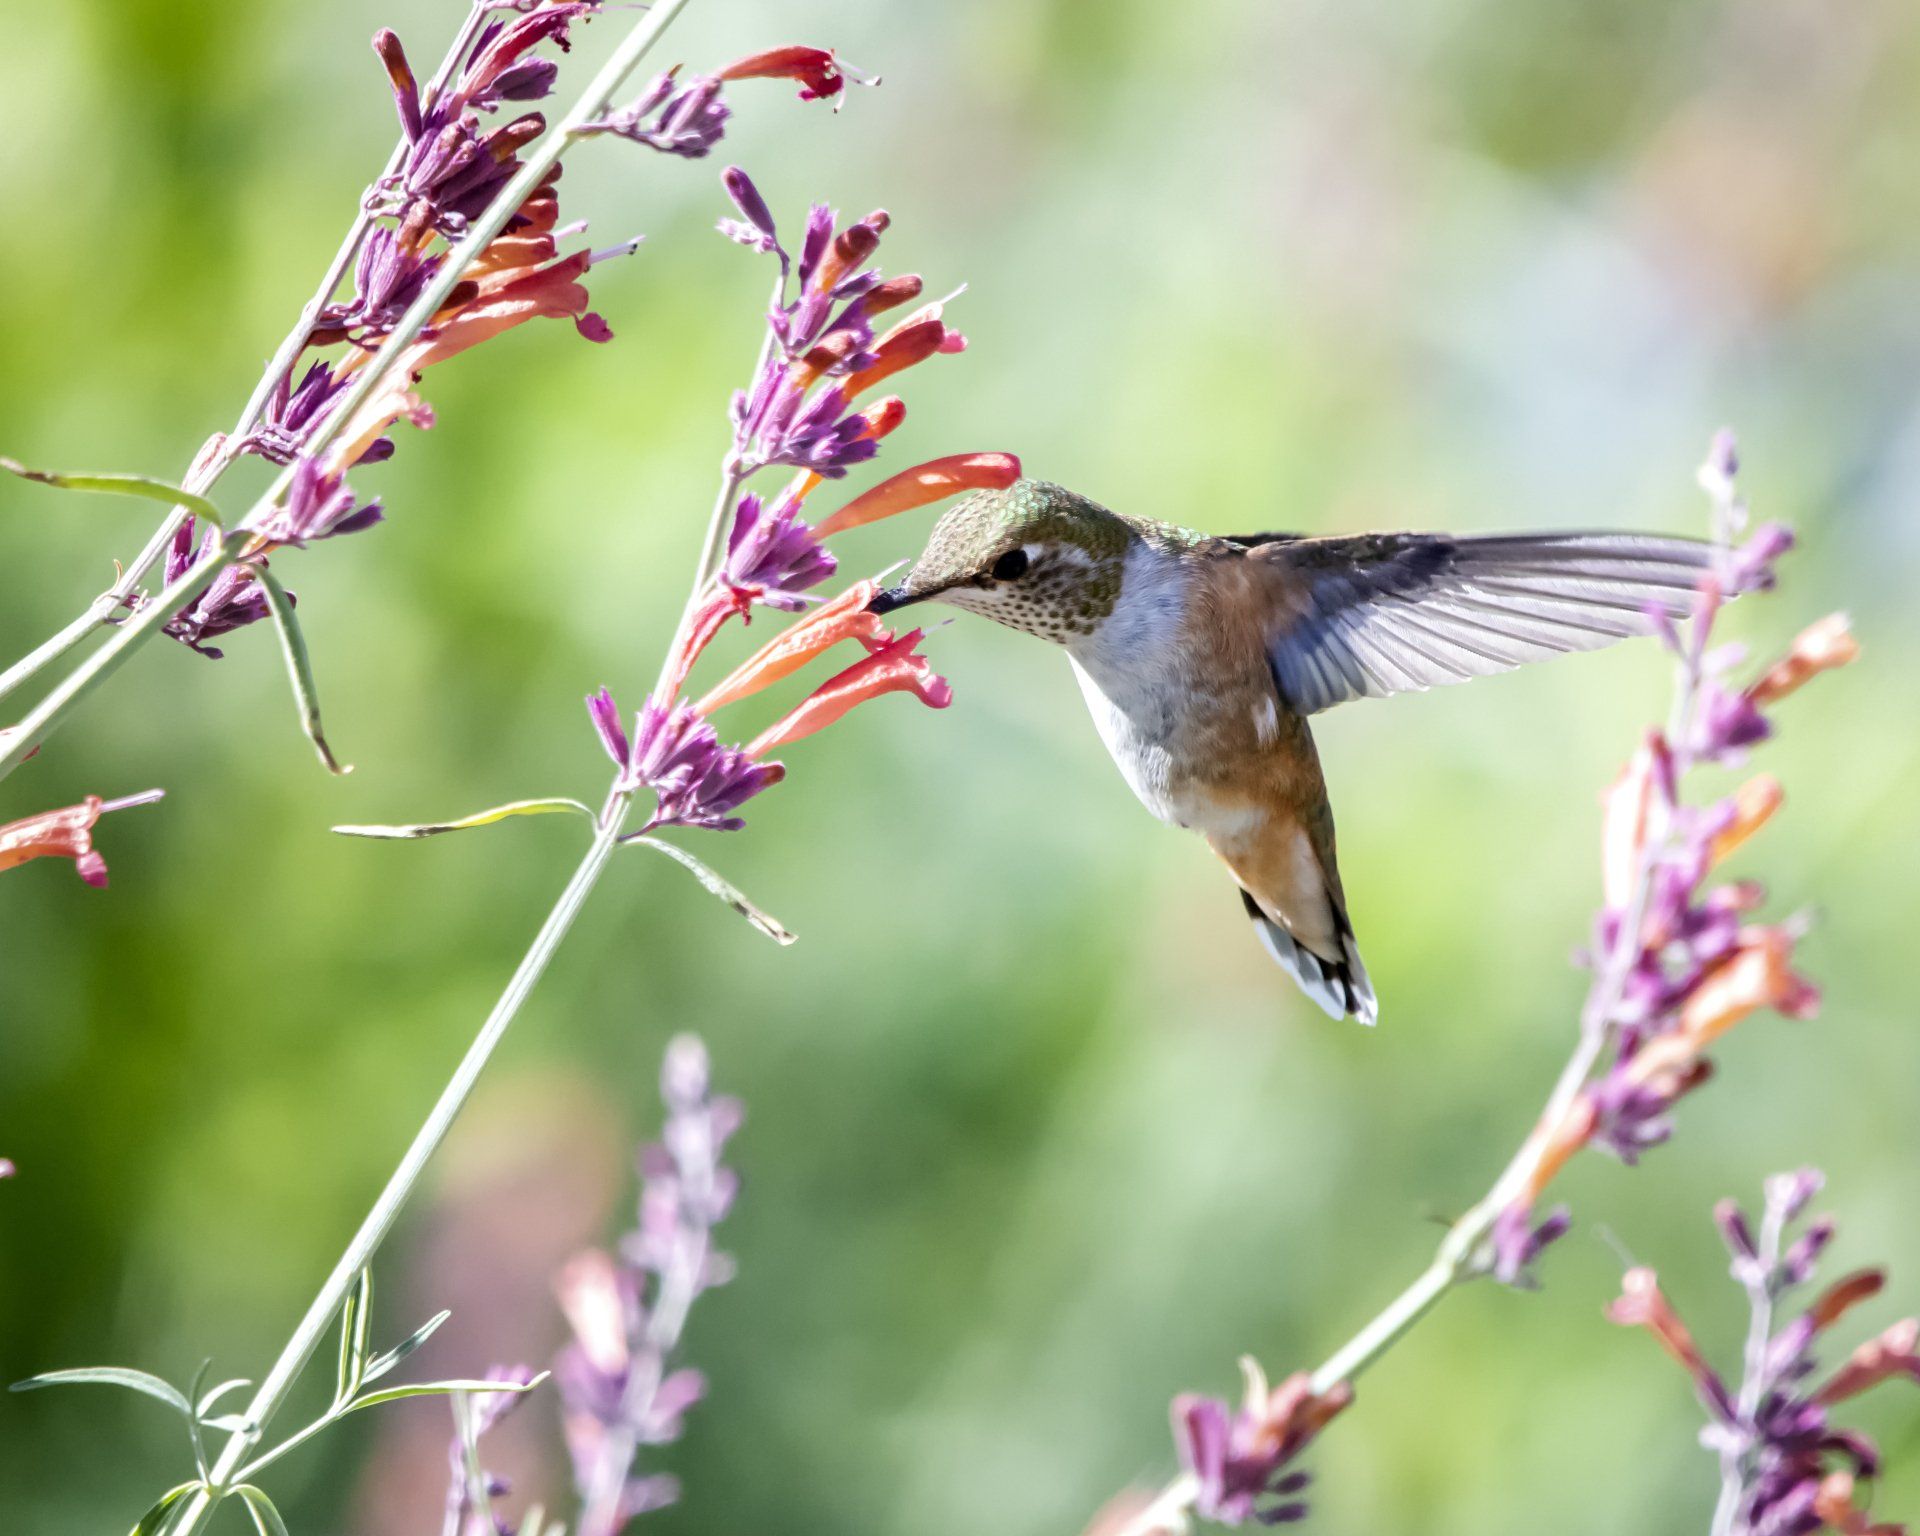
top-left (333, 799), bottom-right (596, 840)
top-left (334, 1268), bottom-right (374, 1407)
top-left (195, 1377), bottom-right (252, 1419)
top-left (183, 1359), bottom-right (214, 1475)
top-left (1, 457), bottom-right (226, 528)
top-left (254, 562), bottom-right (351, 776)
top-left (128, 1482), bottom-right (202, 1536)
top-left (234, 1485), bottom-right (291, 1536)
top-left (363, 1308), bottom-right (451, 1384)
top-left (344, 1372), bottom-right (547, 1415)
top-left (628, 834), bottom-right (796, 945)
top-left (11, 1366), bottom-right (191, 1417)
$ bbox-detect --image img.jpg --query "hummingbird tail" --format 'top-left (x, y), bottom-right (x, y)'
top-left (1239, 887), bottom-right (1378, 1026)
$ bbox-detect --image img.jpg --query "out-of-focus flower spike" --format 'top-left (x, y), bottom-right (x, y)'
top-left (1750, 613), bottom-right (1860, 705)
top-left (695, 580), bottom-right (893, 714)
top-left (0, 789), bottom-right (165, 888)
top-left (1678, 927), bottom-right (1818, 1045)
top-left (812, 453), bottom-right (1022, 538)
top-left (747, 628), bottom-right (951, 756)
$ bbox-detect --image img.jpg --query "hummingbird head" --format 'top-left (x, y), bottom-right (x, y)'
top-left (868, 479), bottom-right (1134, 643)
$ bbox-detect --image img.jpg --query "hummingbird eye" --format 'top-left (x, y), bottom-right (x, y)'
top-left (990, 548), bottom-right (1030, 581)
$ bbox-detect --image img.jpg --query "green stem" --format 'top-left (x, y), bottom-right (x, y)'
top-left (167, 810), bottom-right (627, 1536)
top-left (1, 0), bottom-right (696, 780)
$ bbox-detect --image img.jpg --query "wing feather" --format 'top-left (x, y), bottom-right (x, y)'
top-left (1242, 531), bottom-right (1709, 714)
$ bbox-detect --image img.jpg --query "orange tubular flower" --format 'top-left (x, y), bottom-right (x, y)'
top-left (1709, 774), bottom-right (1784, 867)
top-left (1750, 612), bottom-right (1859, 705)
top-left (1607, 1268), bottom-right (1722, 1388)
top-left (0, 789), bottom-right (164, 888)
top-left (747, 628), bottom-right (952, 757)
top-left (1677, 926), bottom-right (1819, 1046)
top-left (695, 580), bottom-right (893, 714)
top-left (1600, 736), bottom-right (1669, 910)
top-left (812, 453), bottom-right (1023, 539)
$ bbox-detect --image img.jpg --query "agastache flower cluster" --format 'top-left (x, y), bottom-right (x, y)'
top-left (553, 1036), bottom-right (739, 1535)
top-left (1609, 1172), bottom-right (1919, 1535)
top-left (1172, 1362), bottom-right (1352, 1527)
top-left (581, 169), bottom-right (1016, 839)
top-left (145, 15), bottom-right (865, 665)
top-left (1486, 436), bottom-right (1854, 1287)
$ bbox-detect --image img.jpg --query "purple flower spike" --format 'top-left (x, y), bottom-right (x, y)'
top-left (615, 699), bottom-right (782, 833)
top-left (723, 491), bottom-right (837, 610)
top-left (556, 1034), bottom-right (742, 1536)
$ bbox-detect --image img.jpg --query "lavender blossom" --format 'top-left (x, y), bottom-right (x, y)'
top-left (1609, 1173), bottom-right (1920, 1536)
top-left (555, 1035), bottom-right (741, 1536)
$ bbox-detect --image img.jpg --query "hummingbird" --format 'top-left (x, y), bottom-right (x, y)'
top-left (868, 479), bottom-right (1713, 1025)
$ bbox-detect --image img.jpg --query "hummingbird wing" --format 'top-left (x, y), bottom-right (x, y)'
top-left (1228, 531), bottom-right (1711, 715)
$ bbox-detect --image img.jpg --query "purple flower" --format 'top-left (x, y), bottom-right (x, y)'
top-left (721, 490), bottom-right (837, 609)
top-left (729, 364), bottom-right (881, 476)
top-left (555, 1035), bottom-right (741, 1536)
top-left (584, 72), bottom-right (731, 158)
top-left (587, 694), bottom-right (783, 833)
top-left (315, 226), bottom-right (444, 342)
top-left (246, 457), bottom-right (383, 547)
top-left (1170, 1361), bottom-right (1351, 1527)
top-left (157, 518), bottom-right (278, 659)
top-left (1488, 1202), bottom-right (1571, 1288)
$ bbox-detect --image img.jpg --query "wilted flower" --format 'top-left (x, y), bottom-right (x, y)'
top-left (0, 789), bottom-right (165, 888)
top-left (1609, 1173), bottom-right (1919, 1536)
top-left (556, 1035), bottom-right (740, 1535)
top-left (245, 456), bottom-right (384, 547)
top-left (1171, 1358), bottom-right (1352, 1527)
top-left (156, 518), bottom-right (278, 658)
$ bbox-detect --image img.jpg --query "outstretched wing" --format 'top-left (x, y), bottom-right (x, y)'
top-left (1230, 531), bottom-right (1710, 715)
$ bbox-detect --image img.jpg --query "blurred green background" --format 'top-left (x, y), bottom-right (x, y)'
top-left (3, 0), bottom-right (1918, 1531)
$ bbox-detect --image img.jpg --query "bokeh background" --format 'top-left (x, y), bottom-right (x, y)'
top-left (4, 0), bottom-right (1918, 1530)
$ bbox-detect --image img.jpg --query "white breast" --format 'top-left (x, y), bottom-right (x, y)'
top-left (1066, 544), bottom-right (1200, 828)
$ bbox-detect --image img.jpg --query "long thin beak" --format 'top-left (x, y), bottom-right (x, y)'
top-left (866, 585), bottom-right (924, 615)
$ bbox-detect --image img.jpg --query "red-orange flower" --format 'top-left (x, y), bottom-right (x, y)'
top-left (0, 789), bottom-right (164, 888)
top-left (746, 629), bottom-right (952, 757)
top-left (812, 453), bottom-right (1023, 538)
top-left (695, 580), bottom-right (893, 713)
top-left (716, 45), bottom-right (867, 103)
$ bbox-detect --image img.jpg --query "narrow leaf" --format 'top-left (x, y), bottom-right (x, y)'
top-left (1, 457), bottom-right (226, 528)
top-left (184, 1359), bottom-right (214, 1475)
top-left (335, 1269), bottom-right (374, 1406)
top-left (128, 1482), bottom-right (202, 1536)
top-left (364, 1308), bottom-right (451, 1384)
top-left (201, 1412), bottom-right (256, 1433)
top-left (254, 563), bottom-right (351, 776)
top-left (628, 835), bottom-right (796, 944)
top-left (234, 1485), bottom-right (292, 1536)
top-left (195, 1378), bottom-right (252, 1419)
top-left (334, 799), bottom-right (595, 840)
top-left (344, 1372), bottom-right (548, 1415)
top-left (11, 1366), bottom-right (191, 1417)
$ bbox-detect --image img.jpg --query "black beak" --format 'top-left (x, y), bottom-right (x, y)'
top-left (866, 585), bottom-right (921, 615)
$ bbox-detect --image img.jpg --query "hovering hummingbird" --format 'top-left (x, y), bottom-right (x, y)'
top-left (869, 479), bottom-right (1712, 1025)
